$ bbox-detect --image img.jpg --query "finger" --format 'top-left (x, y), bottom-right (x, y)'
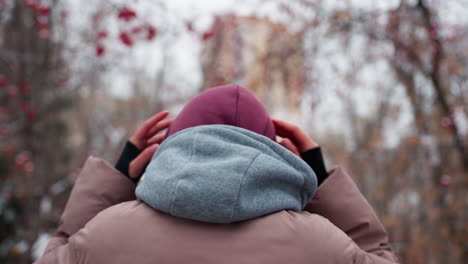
top-left (135, 111), bottom-right (170, 139)
top-left (148, 119), bottom-right (173, 136)
top-left (273, 119), bottom-right (318, 152)
top-left (129, 144), bottom-right (159, 179)
top-left (147, 132), bottom-right (165, 145)
top-left (272, 119), bottom-right (301, 142)
top-left (130, 111), bottom-right (169, 149)
top-left (279, 138), bottom-right (301, 157)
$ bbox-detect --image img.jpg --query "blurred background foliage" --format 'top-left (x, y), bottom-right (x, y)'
top-left (0, 0), bottom-right (467, 263)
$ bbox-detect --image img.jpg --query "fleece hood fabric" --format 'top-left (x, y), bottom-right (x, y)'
top-left (136, 125), bottom-right (317, 223)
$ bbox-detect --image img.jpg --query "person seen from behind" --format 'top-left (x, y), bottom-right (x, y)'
top-left (35, 84), bottom-right (399, 264)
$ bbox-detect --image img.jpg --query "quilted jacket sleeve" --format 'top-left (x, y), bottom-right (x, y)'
top-left (34, 156), bottom-right (136, 264)
top-left (305, 167), bottom-right (398, 263)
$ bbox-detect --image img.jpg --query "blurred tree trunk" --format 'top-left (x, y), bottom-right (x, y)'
top-left (417, 0), bottom-right (468, 171)
top-left (0, 1), bottom-right (74, 263)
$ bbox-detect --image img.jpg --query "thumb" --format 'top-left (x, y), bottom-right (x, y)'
top-left (279, 138), bottom-right (301, 157)
top-left (129, 144), bottom-right (159, 180)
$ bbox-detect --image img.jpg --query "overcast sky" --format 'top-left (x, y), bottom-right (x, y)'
top-left (65, 0), bottom-right (467, 147)
top-left (76, 0), bottom-right (407, 98)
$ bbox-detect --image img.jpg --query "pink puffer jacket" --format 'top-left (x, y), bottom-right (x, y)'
top-left (36, 85), bottom-right (398, 263)
top-left (34, 156), bottom-right (398, 264)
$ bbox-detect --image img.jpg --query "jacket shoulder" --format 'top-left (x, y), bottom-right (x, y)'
top-left (285, 211), bottom-right (359, 262)
top-left (66, 200), bottom-right (150, 262)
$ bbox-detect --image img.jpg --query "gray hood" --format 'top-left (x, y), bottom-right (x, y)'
top-left (135, 125), bottom-right (317, 223)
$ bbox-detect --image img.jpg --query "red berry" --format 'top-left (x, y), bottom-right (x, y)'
top-left (118, 7), bottom-right (137, 22)
top-left (15, 152), bottom-right (31, 167)
top-left (0, 77), bottom-right (6, 87)
top-left (119, 32), bottom-right (133, 46)
top-left (202, 31), bottom-right (214, 41)
top-left (27, 110), bottom-right (38, 121)
top-left (146, 26), bottom-right (157, 40)
top-left (37, 5), bottom-right (50, 16)
top-left (96, 44), bottom-right (105, 57)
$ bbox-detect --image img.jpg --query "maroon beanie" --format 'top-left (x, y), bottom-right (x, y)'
top-left (165, 84), bottom-right (276, 141)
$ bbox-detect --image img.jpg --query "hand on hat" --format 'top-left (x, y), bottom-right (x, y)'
top-left (273, 119), bottom-right (319, 157)
top-left (128, 111), bottom-right (173, 179)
